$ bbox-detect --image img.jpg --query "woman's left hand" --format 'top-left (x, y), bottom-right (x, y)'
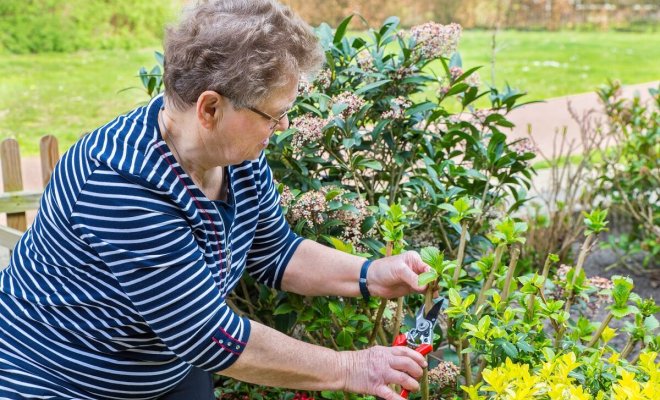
top-left (367, 251), bottom-right (432, 299)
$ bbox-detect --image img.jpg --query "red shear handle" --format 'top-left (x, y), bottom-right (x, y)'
top-left (392, 333), bottom-right (407, 347)
top-left (399, 344), bottom-right (433, 399)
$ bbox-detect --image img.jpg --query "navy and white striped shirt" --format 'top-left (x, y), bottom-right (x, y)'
top-left (0, 94), bottom-right (303, 399)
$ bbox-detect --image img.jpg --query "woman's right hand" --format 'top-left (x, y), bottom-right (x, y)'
top-left (339, 345), bottom-right (427, 400)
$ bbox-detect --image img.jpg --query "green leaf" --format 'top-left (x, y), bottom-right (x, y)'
top-left (420, 246), bottom-right (442, 266)
top-left (517, 340), bottom-right (534, 353)
top-left (328, 301), bottom-right (342, 316)
top-left (501, 341), bottom-right (519, 358)
top-left (448, 288), bottom-right (462, 306)
top-left (463, 294), bottom-right (476, 309)
top-left (355, 79), bottom-right (392, 95)
top-left (418, 271), bottom-right (438, 286)
top-left (608, 304), bottom-right (634, 319)
top-left (273, 303), bottom-right (294, 315)
top-left (449, 52), bottom-right (462, 68)
top-left (357, 159), bottom-right (383, 170)
top-left (445, 82), bottom-right (469, 97)
top-left (643, 315), bottom-right (659, 332)
top-left (333, 15), bottom-right (354, 44)
top-left (438, 203), bottom-right (458, 215)
top-left (336, 329), bottom-right (353, 348)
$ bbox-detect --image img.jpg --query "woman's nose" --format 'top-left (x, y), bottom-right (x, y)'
top-left (277, 115), bottom-right (290, 132)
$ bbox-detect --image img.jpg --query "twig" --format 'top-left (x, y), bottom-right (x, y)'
top-left (452, 221), bottom-right (469, 284)
top-left (501, 246), bottom-right (520, 303)
top-left (475, 244), bottom-right (506, 315)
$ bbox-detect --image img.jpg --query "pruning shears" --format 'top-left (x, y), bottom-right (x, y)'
top-left (390, 298), bottom-right (445, 399)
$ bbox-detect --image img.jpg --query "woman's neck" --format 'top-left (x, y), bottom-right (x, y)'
top-left (159, 106), bottom-right (226, 200)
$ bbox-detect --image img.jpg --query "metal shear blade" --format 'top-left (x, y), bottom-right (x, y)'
top-left (405, 298), bottom-right (445, 345)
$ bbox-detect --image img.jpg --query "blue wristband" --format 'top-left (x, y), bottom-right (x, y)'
top-left (359, 260), bottom-right (372, 301)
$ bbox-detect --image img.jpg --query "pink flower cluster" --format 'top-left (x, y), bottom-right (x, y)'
top-left (291, 115), bottom-right (326, 151)
top-left (512, 138), bottom-right (538, 156)
top-left (449, 66), bottom-right (463, 82)
top-left (410, 22), bottom-right (462, 59)
top-left (357, 51), bottom-right (375, 71)
top-left (381, 96), bottom-right (412, 120)
top-left (298, 77), bottom-right (313, 96)
top-left (280, 185), bottom-right (373, 244)
top-left (314, 69), bottom-right (332, 90)
top-left (465, 71), bottom-right (481, 87)
top-left (392, 65), bottom-right (417, 81)
top-left (327, 188), bottom-right (373, 245)
top-left (286, 189), bottom-right (327, 229)
top-left (330, 92), bottom-right (366, 118)
top-left (428, 361), bottom-right (461, 389)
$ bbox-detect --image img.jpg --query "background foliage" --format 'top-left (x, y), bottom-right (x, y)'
top-left (0, 0), bottom-right (175, 53)
top-left (284, 0), bottom-right (660, 31)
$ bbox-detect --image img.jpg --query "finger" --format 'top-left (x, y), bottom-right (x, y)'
top-left (388, 369), bottom-right (420, 393)
top-left (401, 266), bottom-right (427, 292)
top-left (391, 346), bottom-right (428, 367)
top-left (405, 251), bottom-right (432, 274)
top-left (390, 355), bottom-right (424, 379)
top-left (374, 385), bottom-right (404, 400)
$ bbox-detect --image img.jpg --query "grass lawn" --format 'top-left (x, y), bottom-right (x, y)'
top-left (1, 30), bottom-right (659, 156)
top-left (455, 30), bottom-right (660, 101)
top-left (0, 48), bottom-right (157, 156)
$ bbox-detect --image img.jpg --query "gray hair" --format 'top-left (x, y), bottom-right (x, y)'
top-left (163, 0), bottom-right (324, 110)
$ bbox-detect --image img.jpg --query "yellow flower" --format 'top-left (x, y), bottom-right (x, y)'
top-left (608, 352), bottom-right (620, 365)
top-left (554, 352), bottom-right (581, 383)
top-left (567, 385), bottom-right (592, 400)
top-left (637, 351), bottom-right (659, 382)
top-left (612, 369), bottom-right (643, 400)
top-left (547, 383), bottom-right (571, 400)
top-left (601, 326), bottom-right (617, 344)
top-left (482, 367), bottom-right (509, 395)
top-left (461, 382), bottom-right (485, 400)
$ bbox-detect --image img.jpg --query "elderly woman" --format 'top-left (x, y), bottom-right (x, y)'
top-left (0, 1), bottom-right (431, 399)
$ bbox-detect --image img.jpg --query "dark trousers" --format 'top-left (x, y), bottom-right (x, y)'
top-left (158, 367), bottom-right (215, 400)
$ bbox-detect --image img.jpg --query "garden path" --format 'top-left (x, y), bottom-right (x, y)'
top-left (505, 80), bottom-right (659, 155)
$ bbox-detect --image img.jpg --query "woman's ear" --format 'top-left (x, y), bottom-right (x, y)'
top-left (196, 91), bottom-right (225, 130)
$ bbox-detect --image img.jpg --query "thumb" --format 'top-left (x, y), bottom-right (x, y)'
top-left (401, 264), bottom-right (427, 293)
top-left (404, 251), bottom-right (432, 274)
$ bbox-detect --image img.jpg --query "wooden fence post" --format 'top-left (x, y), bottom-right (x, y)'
top-left (1, 139), bottom-right (27, 232)
top-left (40, 135), bottom-right (59, 188)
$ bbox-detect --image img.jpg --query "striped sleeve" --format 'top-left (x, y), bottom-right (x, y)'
top-left (69, 167), bottom-right (251, 372)
top-left (246, 154), bottom-right (304, 289)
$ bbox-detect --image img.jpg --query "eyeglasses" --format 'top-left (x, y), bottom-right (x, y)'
top-left (247, 106), bottom-right (289, 132)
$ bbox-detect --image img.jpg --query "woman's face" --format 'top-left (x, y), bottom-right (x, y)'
top-left (212, 78), bottom-right (298, 164)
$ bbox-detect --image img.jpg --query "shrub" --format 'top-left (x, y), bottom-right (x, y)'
top-left (592, 81), bottom-right (660, 268)
top-left (133, 15), bottom-right (659, 400)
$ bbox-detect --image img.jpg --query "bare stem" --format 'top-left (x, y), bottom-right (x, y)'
top-left (572, 235), bottom-right (595, 287)
top-left (369, 300), bottom-right (388, 346)
top-left (452, 221), bottom-right (469, 285)
top-left (621, 338), bottom-right (637, 359)
top-left (421, 368), bottom-right (429, 400)
top-left (587, 312), bottom-right (613, 348)
top-left (392, 297), bottom-right (404, 338)
top-left (475, 244), bottom-right (506, 315)
top-left (558, 235), bottom-right (596, 343)
top-left (501, 246), bottom-right (520, 303)
top-left (463, 349), bottom-right (473, 387)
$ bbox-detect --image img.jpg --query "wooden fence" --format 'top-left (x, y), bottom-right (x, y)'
top-left (0, 136), bottom-right (59, 251)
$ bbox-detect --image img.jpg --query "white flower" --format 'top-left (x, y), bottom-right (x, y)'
top-left (409, 22), bottom-right (462, 59)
